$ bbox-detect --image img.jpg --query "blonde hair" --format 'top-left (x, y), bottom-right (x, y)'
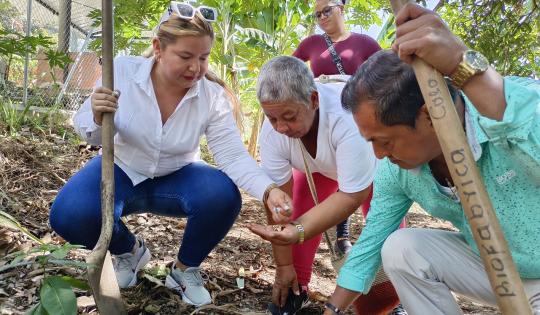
top-left (316, 0), bottom-right (346, 6)
top-left (143, 12), bottom-right (243, 133)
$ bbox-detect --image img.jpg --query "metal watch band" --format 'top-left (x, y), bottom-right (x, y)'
top-left (450, 50), bottom-right (489, 89)
top-left (325, 302), bottom-right (341, 314)
top-left (450, 62), bottom-right (473, 88)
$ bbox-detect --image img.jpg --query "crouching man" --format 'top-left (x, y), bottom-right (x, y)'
top-left (323, 3), bottom-right (540, 315)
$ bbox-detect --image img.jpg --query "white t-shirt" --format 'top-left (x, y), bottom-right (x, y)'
top-left (73, 56), bottom-right (273, 200)
top-left (259, 82), bottom-right (377, 193)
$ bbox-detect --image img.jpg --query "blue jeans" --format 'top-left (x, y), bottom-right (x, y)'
top-left (50, 156), bottom-right (241, 267)
top-left (336, 217), bottom-right (350, 238)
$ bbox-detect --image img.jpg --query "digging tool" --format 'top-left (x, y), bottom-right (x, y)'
top-left (85, 1), bottom-right (127, 313)
top-left (389, 1), bottom-right (532, 314)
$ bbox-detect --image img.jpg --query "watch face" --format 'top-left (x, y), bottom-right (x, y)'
top-left (465, 50), bottom-right (489, 72)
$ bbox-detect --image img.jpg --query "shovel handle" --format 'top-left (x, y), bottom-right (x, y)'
top-left (86, 1), bottom-right (127, 314)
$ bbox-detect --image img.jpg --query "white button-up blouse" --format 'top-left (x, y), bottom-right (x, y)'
top-left (73, 56), bottom-right (273, 200)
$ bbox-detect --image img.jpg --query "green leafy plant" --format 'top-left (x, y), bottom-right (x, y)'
top-left (0, 30), bottom-right (54, 81)
top-left (0, 211), bottom-right (88, 315)
top-left (0, 98), bottom-right (23, 135)
top-left (0, 28), bottom-right (72, 133)
top-left (439, 0), bottom-right (539, 77)
top-left (26, 276), bottom-right (80, 315)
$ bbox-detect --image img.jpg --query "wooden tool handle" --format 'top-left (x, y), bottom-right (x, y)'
top-left (389, 1), bottom-right (532, 314)
top-left (86, 1), bottom-right (126, 313)
top-left (100, 1), bottom-right (115, 250)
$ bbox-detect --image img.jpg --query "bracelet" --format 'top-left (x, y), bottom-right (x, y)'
top-left (324, 302), bottom-right (341, 314)
top-left (289, 221), bottom-right (305, 244)
top-left (262, 183), bottom-right (279, 206)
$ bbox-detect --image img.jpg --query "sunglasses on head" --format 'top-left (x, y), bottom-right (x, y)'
top-left (314, 5), bottom-right (339, 19)
top-left (163, 1), bottom-right (218, 23)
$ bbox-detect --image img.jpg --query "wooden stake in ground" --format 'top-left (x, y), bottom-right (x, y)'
top-left (388, 1), bottom-right (532, 314)
top-left (85, 1), bottom-right (127, 313)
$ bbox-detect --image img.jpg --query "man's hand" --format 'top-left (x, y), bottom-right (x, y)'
top-left (392, 3), bottom-right (468, 75)
top-left (248, 223), bottom-right (299, 246)
top-left (273, 264), bottom-right (299, 306)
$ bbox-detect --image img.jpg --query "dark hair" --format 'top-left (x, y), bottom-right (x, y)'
top-left (341, 50), bottom-right (458, 128)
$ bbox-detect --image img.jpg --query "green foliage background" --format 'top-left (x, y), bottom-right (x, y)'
top-left (94, 0), bottom-right (539, 98)
top-left (439, 0), bottom-right (540, 77)
top-left (1, 0), bottom-right (539, 136)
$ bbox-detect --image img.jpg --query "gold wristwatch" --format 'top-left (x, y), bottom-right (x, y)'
top-left (450, 50), bottom-right (489, 89)
top-left (290, 221), bottom-right (305, 244)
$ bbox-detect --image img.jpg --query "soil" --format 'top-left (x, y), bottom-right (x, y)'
top-left (0, 124), bottom-right (500, 315)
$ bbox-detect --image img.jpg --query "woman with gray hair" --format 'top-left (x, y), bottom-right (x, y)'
top-left (250, 56), bottom-right (387, 314)
top-left (294, 0), bottom-right (382, 265)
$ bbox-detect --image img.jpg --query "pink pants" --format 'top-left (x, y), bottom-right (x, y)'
top-left (291, 170), bottom-right (372, 286)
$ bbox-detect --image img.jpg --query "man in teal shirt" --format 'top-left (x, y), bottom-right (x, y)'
top-left (249, 3), bottom-right (539, 315)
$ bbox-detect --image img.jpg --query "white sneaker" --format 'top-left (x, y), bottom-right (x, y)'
top-left (112, 237), bottom-right (151, 288)
top-left (165, 265), bottom-right (212, 306)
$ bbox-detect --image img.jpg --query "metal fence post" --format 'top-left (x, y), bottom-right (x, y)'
top-left (58, 0), bottom-right (72, 83)
top-left (22, 0), bottom-right (33, 109)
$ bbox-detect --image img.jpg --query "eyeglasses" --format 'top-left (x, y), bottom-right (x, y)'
top-left (161, 1), bottom-right (218, 24)
top-left (314, 5), bottom-right (339, 20)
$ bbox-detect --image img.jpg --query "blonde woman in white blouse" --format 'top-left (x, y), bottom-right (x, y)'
top-left (49, 2), bottom-right (291, 307)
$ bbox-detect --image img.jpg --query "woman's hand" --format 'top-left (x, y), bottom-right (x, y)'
top-left (266, 187), bottom-right (293, 224)
top-left (248, 223), bottom-right (299, 246)
top-left (273, 264), bottom-right (299, 307)
top-left (91, 87), bottom-right (120, 126)
top-left (392, 3), bottom-right (467, 75)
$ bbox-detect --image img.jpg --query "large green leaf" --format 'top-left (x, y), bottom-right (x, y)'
top-left (50, 244), bottom-right (71, 260)
top-left (25, 303), bottom-right (49, 315)
top-left (58, 276), bottom-right (90, 291)
top-left (40, 276), bottom-right (77, 315)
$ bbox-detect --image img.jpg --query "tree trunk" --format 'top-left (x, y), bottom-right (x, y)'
top-left (247, 109), bottom-right (264, 158)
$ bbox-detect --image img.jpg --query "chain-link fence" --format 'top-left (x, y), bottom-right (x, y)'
top-left (0, 0), bottom-right (101, 112)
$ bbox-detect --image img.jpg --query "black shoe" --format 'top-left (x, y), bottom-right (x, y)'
top-left (388, 304), bottom-right (408, 315)
top-left (267, 288), bottom-right (309, 315)
top-left (335, 237), bottom-right (352, 255)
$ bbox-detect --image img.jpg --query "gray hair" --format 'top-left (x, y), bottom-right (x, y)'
top-left (256, 56), bottom-right (317, 107)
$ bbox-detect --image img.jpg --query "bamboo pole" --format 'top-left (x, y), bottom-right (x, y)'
top-left (85, 0), bottom-right (127, 313)
top-left (388, 1), bottom-right (532, 314)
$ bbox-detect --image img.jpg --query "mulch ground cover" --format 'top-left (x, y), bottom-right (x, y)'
top-left (0, 123), bottom-right (499, 314)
